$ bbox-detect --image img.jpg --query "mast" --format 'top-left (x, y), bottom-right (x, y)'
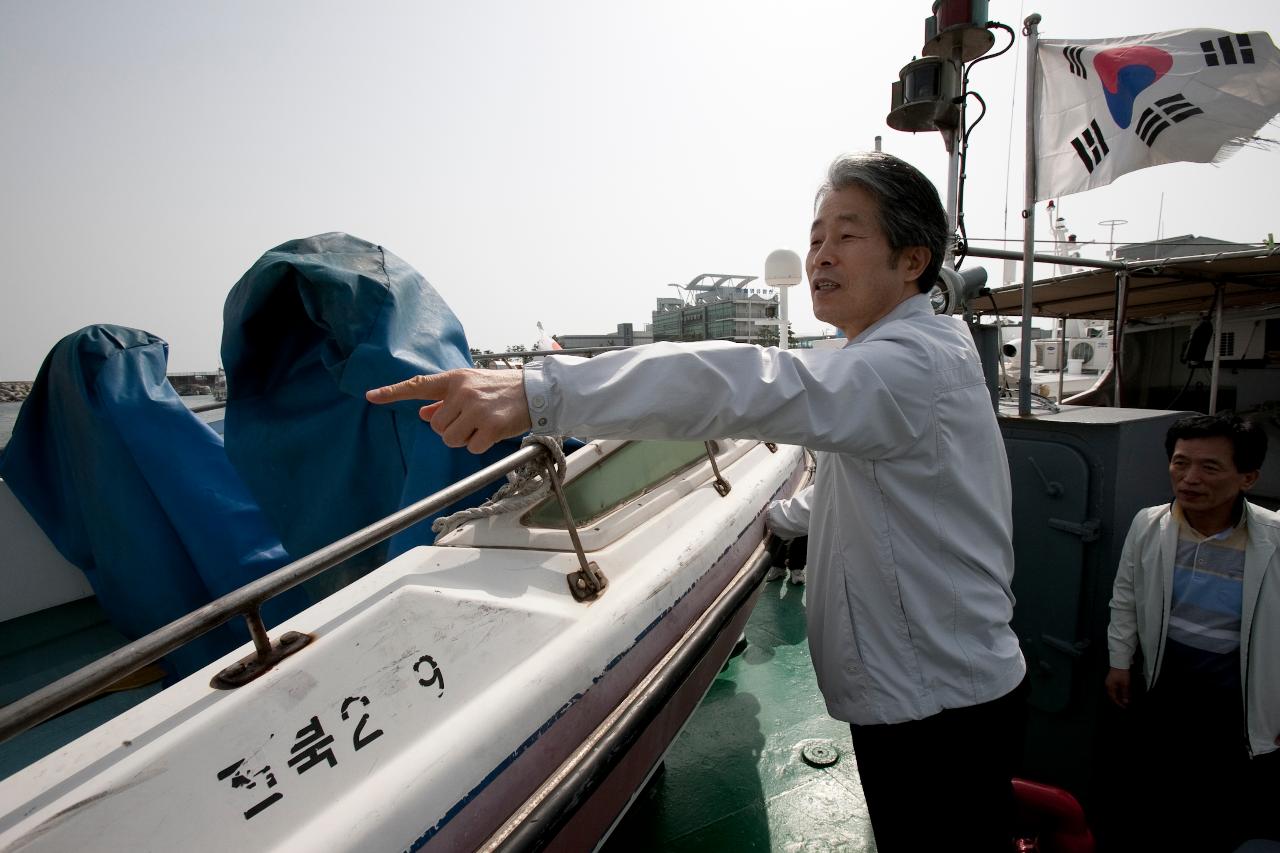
top-left (886, 2), bottom-right (1012, 320)
top-left (1019, 13), bottom-right (1041, 416)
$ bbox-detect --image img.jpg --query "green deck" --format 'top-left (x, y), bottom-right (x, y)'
top-left (603, 579), bottom-right (878, 852)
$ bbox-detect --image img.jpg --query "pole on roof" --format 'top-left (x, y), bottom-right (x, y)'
top-left (1055, 317), bottom-right (1064, 402)
top-left (1018, 14), bottom-right (1042, 416)
top-left (1209, 284), bottom-right (1224, 413)
top-left (1113, 271), bottom-right (1129, 407)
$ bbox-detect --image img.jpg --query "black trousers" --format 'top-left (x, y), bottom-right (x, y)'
top-left (1131, 677), bottom-right (1280, 852)
top-left (849, 678), bottom-right (1028, 853)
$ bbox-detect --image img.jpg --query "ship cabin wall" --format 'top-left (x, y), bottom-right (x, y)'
top-left (1118, 311), bottom-right (1280, 507)
top-left (998, 407), bottom-right (1187, 834)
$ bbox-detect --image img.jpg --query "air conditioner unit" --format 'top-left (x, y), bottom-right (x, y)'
top-left (1033, 340), bottom-right (1063, 370)
top-left (1067, 337), bottom-right (1113, 370)
top-left (1216, 319), bottom-right (1265, 361)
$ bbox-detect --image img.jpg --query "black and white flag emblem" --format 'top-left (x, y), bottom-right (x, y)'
top-left (1064, 45), bottom-right (1088, 79)
top-left (1135, 94), bottom-right (1205, 146)
top-left (1070, 119), bottom-right (1109, 173)
top-left (1201, 33), bottom-right (1256, 67)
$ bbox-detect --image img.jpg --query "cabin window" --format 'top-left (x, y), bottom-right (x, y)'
top-left (524, 440), bottom-right (710, 528)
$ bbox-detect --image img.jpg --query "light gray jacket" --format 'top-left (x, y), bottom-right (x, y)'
top-left (1108, 500), bottom-right (1280, 756)
top-left (525, 295), bottom-right (1026, 725)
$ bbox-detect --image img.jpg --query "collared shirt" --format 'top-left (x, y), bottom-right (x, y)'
top-left (1107, 499), bottom-right (1280, 756)
top-left (1169, 501), bottom-right (1248, 653)
top-left (524, 294), bottom-right (1026, 725)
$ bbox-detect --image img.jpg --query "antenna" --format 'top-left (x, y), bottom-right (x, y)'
top-left (1098, 219), bottom-right (1128, 260)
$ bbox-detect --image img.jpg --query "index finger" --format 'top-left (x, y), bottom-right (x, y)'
top-left (366, 372), bottom-right (451, 405)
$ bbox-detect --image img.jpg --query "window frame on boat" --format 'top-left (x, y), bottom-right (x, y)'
top-left (434, 438), bottom-right (763, 552)
top-left (522, 440), bottom-right (712, 529)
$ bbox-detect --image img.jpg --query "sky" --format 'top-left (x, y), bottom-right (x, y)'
top-left (1, 0), bottom-right (1277, 378)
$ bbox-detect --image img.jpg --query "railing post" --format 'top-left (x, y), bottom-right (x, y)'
top-left (244, 607), bottom-right (274, 657)
top-left (704, 441), bottom-right (731, 496)
top-left (210, 607), bottom-right (312, 690)
top-left (547, 460), bottom-right (608, 602)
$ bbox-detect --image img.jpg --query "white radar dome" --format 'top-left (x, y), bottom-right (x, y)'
top-left (764, 249), bottom-right (802, 288)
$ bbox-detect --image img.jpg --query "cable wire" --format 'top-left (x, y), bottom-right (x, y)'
top-left (954, 22), bottom-right (1014, 271)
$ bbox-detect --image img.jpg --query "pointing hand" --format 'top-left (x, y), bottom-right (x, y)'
top-left (366, 369), bottom-right (532, 454)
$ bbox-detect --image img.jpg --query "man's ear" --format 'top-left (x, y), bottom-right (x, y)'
top-left (1240, 470), bottom-right (1260, 492)
top-left (899, 246), bottom-right (930, 284)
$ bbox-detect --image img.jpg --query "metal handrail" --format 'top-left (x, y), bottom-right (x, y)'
top-left (471, 345), bottom-right (631, 364)
top-left (0, 444), bottom-right (548, 745)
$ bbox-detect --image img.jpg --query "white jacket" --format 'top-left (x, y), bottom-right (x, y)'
top-left (525, 295), bottom-right (1026, 725)
top-left (1108, 500), bottom-right (1280, 757)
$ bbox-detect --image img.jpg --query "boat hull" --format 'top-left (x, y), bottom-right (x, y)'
top-left (0, 440), bottom-right (807, 853)
top-left (542, 570), bottom-right (766, 852)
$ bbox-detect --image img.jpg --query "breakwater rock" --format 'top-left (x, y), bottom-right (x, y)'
top-left (0, 382), bottom-right (32, 402)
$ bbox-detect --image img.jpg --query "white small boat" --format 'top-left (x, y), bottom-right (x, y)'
top-left (0, 436), bottom-right (807, 852)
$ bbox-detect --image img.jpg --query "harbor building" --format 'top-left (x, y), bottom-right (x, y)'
top-left (165, 372), bottom-right (220, 396)
top-left (1114, 234), bottom-right (1260, 262)
top-left (652, 274), bottom-right (780, 344)
top-left (550, 272), bottom-right (842, 352)
top-left (554, 323), bottom-right (654, 351)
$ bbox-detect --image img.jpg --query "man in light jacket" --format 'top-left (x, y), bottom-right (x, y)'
top-left (1106, 413), bottom-right (1279, 849)
top-left (368, 153), bottom-right (1027, 852)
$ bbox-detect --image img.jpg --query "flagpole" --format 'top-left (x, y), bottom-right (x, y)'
top-left (1209, 284), bottom-right (1224, 413)
top-left (1019, 13), bottom-right (1042, 416)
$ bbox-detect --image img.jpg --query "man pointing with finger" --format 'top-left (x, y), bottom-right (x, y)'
top-left (371, 369), bottom-right (535, 454)
top-left (368, 153), bottom-right (1027, 852)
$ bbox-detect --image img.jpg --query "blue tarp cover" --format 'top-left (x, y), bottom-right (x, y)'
top-left (2, 234), bottom-right (511, 677)
top-left (221, 232), bottom-right (510, 574)
top-left (0, 326), bottom-right (304, 676)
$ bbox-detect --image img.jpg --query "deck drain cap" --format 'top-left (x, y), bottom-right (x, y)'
top-left (801, 741), bottom-right (839, 767)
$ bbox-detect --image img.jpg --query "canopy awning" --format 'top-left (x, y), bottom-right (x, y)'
top-left (979, 248), bottom-right (1280, 320)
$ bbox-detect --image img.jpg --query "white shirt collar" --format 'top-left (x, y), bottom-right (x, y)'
top-left (847, 293), bottom-right (932, 346)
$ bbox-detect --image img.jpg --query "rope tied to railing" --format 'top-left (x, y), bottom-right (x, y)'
top-left (430, 435), bottom-right (567, 541)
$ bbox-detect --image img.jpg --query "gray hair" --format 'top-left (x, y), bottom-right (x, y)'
top-left (815, 153), bottom-right (948, 293)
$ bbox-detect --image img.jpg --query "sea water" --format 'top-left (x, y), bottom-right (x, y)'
top-left (0, 402), bottom-right (25, 452)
